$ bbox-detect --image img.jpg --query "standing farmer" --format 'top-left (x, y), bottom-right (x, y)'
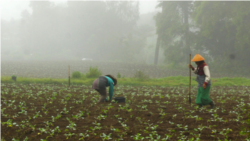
top-left (92, 75), bottom-right (117, 103)
top-left (189, 54), bottom-right (215, 108)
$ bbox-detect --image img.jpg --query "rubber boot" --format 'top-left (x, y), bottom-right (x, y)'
top-left (209, 101), bottom-right (215, 109)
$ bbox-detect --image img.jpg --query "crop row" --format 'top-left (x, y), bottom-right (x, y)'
top-left (1, 83), bottom-right (250, 140)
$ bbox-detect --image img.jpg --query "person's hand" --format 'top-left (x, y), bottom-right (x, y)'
top-left (203, 83), bottom-right (206, 89)
top-left (188, 64), bottom-right (193, 69)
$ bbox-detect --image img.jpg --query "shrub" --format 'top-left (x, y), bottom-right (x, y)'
top-left (117, 72), bottom-right (121, 78)
top-left (86, 67), bottom-right (102, 78)
top-left (134, 70), bottom-right (149, 81)
top-left (72, 71), bottom-right (81, 79)
top-left (11, 75), bottom-right (17, 81)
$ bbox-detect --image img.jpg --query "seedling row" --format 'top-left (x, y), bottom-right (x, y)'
top-left (1, 84), bottom-right (250, 140)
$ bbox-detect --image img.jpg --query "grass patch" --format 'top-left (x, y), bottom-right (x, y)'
top-left (1, 76), bottom-right (250, 86)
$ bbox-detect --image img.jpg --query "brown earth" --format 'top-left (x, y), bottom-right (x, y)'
top-left (1, 84), bottom-right (250, 141)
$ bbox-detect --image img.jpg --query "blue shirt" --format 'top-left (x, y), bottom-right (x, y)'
top-left (104, 76), bottom-right (114, 101)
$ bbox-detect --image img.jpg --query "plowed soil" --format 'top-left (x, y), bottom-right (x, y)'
top-left (1, 83), bottom-right (250, 141)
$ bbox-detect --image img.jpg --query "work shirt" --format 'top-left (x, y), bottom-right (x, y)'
top-left (192, 63), bottom-right (211, 87)
top-left (104, 76), bottom-right (114, 101)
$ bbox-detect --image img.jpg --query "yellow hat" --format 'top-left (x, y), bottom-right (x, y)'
top-left (192, 54), bottom-right (205, 62)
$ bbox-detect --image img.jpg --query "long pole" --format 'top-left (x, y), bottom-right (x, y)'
top-left (68, 65), bottom-right (70, 87)
top-left (189, 54), bottom-right (191, 105)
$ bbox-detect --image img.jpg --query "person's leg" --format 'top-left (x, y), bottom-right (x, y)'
top-left (200, 86), bottom-right (212, 105)
top-left (97, 89), bottom-right (107, 103)
top-left (205, 86), bottom-right (215, 109)
top-left (196, 86), bottom-right (212, 105)
top-left (195, 87), bottom-right (203, 108)
top-left (209, 101), bottom-right (215, 109)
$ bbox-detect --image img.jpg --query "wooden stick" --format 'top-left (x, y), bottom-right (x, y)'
top-left (68, 65), bottom-right (70, 87)
top-left (189, 54), bottom-right (191, 105)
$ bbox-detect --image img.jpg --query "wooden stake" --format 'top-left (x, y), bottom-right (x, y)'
top-left (68, 65), bottom-right (70, 87)
top-left (189, 54), bottom-right (191, 105)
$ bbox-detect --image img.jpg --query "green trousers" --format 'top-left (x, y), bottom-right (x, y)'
top-left (195, 86), bottom-right (212, 105)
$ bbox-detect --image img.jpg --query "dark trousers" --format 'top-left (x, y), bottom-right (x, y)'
top-left (96, 89), bottom-right (107, 103)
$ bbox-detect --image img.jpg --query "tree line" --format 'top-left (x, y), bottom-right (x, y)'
top-left (155, 1), bottom-right (250, 75)
top-left (2, 1), bottom-right (155, 62)
top-left (2, 1), bottom-right (250, 75)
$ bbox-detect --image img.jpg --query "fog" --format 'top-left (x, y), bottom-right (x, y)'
top-left (1, 1), bottom-right (250, 75)
top-left (1, 1), bottom-right (163, 64)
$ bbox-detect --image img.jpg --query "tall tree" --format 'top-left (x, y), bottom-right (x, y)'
top-left (154, 1), bottom-right (193, 65)
top-left (154, 35), bottom-right (160, 65)
top-left (192, 1), bottom-right (250, 74)
top-left (23, 1), bottom-right (57, 58)
top-left (180, 1), bottom-right (192, 55)
top-left (17, 1), bottom-right (143, 61)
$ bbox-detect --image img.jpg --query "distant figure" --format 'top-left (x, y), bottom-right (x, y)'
top-left (92, 75), bottom-right (117, 103)
top-left (188, 54), bottom-right (215, 109)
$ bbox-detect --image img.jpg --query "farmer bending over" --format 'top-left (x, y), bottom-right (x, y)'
top-left (92, 75), bottom-right (117, 103)
top-left (189, 54), bottom-right (215, 109)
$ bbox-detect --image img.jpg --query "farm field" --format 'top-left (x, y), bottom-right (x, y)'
top-left (1, 83), bottom-right (250, 141)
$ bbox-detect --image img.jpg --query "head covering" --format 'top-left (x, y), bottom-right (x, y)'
top-left (192, 54), bottom-right (205, 62)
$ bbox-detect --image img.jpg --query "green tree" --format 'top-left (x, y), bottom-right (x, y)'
top-left (20, 1), bottom-right (63, 60)
top-left (192, 1), bottom-right (250, 74)
top-left (8, 1), bottom-right (147, 62)
top-left (154, 1), bottom-right (194, 65)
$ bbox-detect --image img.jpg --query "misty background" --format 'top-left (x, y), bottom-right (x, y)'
top-left (2, 1), bottom-right (163, 64)
top-left (1, 1), bottom-right (250, 76)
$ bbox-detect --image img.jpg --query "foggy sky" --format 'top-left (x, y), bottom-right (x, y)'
top-left (1, 0), bottom-right (159, 21)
